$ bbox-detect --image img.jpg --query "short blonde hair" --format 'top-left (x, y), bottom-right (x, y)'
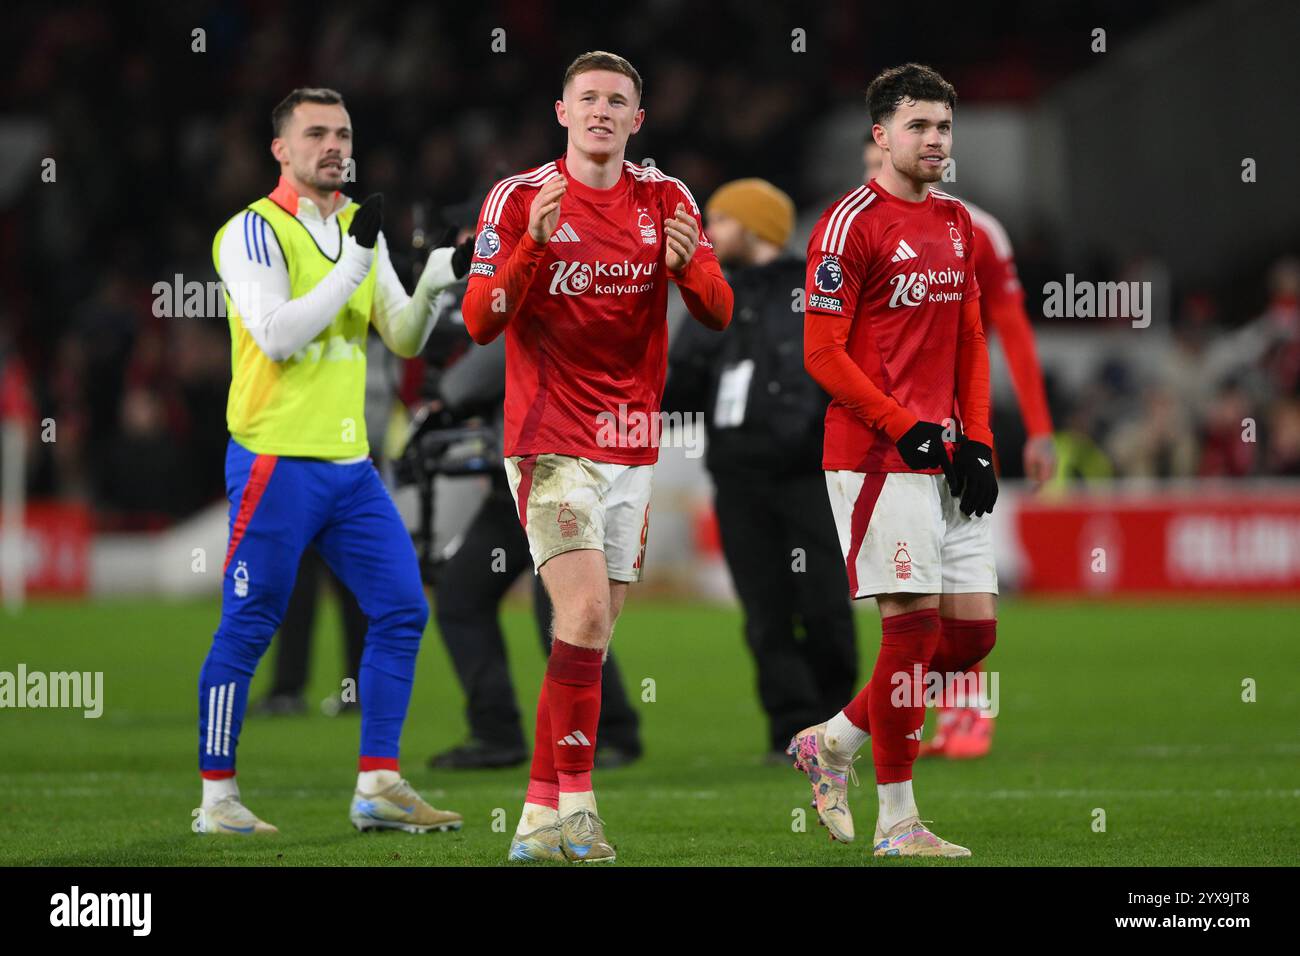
top-left (562, 51), bottom-right (642, 102)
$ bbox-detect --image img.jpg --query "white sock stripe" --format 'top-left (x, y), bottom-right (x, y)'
top-left (222, 682), bottom-right (235, 755)
top-left (556, 730), bottom-right (592, 746)
top-left (206, 685), bottom-right (216, 755)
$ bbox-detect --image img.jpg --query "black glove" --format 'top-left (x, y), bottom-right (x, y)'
top-left (349, 193), bottom-right (384, 248)
top-left (895, 420), bottom-right (957, 489)
top-left (432, 224), bottom-right (473, 280)
top-left (450, 236), bottom-right (474, 279)
top-left (952, 439), bottom-right (998, 517)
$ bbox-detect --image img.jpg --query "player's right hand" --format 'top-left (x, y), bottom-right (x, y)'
top-left (349, 194), bottom-right (384, 248)
top-left (527, 177), bottom-right (567, 244)
top-left (895, 420), bottom-right (957, 490)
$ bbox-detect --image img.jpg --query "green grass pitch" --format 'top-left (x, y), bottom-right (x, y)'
top-left (1, 597), bottom-right (1297, 866)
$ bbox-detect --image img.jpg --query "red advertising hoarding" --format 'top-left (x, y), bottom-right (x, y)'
top-left (1016, 488), bottom-right (1300, 595)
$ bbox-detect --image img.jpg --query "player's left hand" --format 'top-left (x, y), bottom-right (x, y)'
top-left (953, 439), bottom-right (998, 517)
top-left (664, 203), bottom-right (698, 273)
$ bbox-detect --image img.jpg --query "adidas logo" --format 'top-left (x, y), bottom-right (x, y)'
top-left (977, 457), bottom-right (990, 467)
top-left (905, 728), bottom-right (924, 741)
top-left (916, 438), bottom-right (931, 453)
top-left (550, 222), bottom-right (580, 243)
top-left (557, 730), bottom-right (591, 747)
top-left (889, 239), bottom-right (919, 263)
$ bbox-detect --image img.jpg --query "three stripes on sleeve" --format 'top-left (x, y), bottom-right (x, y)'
top-left (242, 210), bottom-right (273, 267)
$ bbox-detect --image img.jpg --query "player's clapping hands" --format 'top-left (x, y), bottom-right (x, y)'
top-left (664, 203), bottom-right (698, 272)
top-left (349, 193), bottom-right (384, 248)
top-left (528, 177), bottom-right (567, 243)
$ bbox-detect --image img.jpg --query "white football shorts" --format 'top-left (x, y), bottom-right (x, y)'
top-left (505, 454), bottom-right (654, 583)
top-left (824, 470), bottom-right (998, 599)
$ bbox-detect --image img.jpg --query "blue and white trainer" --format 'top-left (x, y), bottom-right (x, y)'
top-left (349, 777), bottom-right (462, 834)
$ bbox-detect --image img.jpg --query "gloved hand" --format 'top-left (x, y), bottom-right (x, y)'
top-left (450, 235), bottom-right (474, 279)
top-left (432, 224), bottom-right (474, 280)
top-left (952, 439), bottom-right (998, 516)
top-left (895, 420), bottom-right (957, 490)
top-left (349, 194), bottom-right (384, 248)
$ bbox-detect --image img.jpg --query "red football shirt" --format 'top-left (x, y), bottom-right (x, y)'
top-left (804, 181), bottom-right (984, 472)
top-left (462, 157), bottom-right (731, 464)
top-left (965, 198), bottom-right (1053, 438)
top-left (967, 199), bottom-right (1023, 313)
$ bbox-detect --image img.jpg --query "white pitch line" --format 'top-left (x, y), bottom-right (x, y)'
top-left (951, 789), bottom-right (1300, 800)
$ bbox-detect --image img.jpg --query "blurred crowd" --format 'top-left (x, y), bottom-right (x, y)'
top-left (1045, 257), bottom-right (1300, 482)
top-left (1, 0), bottom-right (1292, 530)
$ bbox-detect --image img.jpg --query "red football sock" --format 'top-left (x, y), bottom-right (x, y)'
top-left (545, 638), bottom-right (603, 790)
top-left (868, 608), bottom-right (941, 784)
top-left (524, 680), bottom-right (559, 809)
top-left (843, 682), bottom-right (871, 734)
top-left (955, 661), bottom-right (983, 709)
top-left (929, 618), bottom-right (997, 675)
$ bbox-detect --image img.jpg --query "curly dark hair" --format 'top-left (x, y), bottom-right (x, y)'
top-left (865, 64), bottom-right (957, 126)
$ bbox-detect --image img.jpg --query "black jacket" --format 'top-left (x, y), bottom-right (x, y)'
top-left (663, 255), bottom-right (829, 475)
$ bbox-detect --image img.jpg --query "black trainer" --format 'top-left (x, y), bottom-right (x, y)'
top-left (594, 742), bottom-right (643, 770)
top-left (248, 694), bottom-right (307, 717)
top-left (427, 739), bottom-right (528, 770)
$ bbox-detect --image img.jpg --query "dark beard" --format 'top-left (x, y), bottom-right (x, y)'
top-left (304, 165), bottom-right (343, 192)
top-left (907, 158), bottom-right (945, 183)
